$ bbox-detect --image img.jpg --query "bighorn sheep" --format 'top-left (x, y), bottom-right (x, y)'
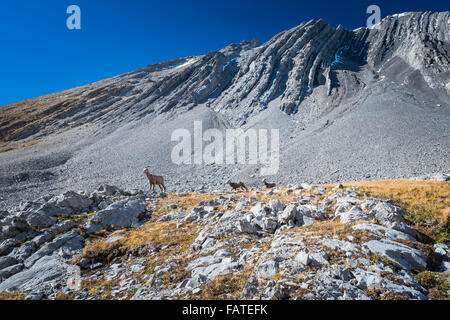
top-left (226, 180), bottom-right (248, 191)
top-left (262, 179), bottom-right (276, 189)
top-left (143, 166), bottom-right (166, 193)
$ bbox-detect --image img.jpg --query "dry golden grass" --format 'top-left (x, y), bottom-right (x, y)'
top-left (342, 180), bottom-right (450, 243)
top-left (22, 140), bottom-right (38, 147)
top-left (0, 91), bottom-right (84, 144)
top-left (193, 269), bottom-right (253, 300)
top-left (290, 219), bottom-right (371, 241)
top-left (0, 145), bottom-right (16, 153)
top-left (72, 219), bottom-right (201, 299)
top-left (153, 192), bottom-right (222, 218)
top-left (0, 292), bottom-right (27, 300)
top-left (0, 139), bottom-right (39, 153)
top-left (74, 220), bottom-right (199, 265)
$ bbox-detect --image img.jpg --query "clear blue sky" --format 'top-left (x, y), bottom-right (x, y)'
top-left (0, 0), bottom-right (447, 106)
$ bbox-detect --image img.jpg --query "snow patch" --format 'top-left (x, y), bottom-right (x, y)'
top-left (222, 57), bottom-right (238, 71)
top-left (153, 59), bottom-right (196, 72)
top-left (392, 13), bottom-right (410, 18)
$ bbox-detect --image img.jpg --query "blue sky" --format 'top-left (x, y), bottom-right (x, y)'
top-left (0, 0), bottom-right (447, 106)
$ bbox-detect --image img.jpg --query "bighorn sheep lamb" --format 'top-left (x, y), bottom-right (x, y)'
top-left (262, 179), bottom-right (276, 189)
top-left (226, 180), bottom-right (248, 191)
top-left (143, 166), bottom-right (166, 193)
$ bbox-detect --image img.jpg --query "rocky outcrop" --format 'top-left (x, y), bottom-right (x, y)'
top-left (0, 185), bottom-right (153, 295)
top-left (85, 199), bottom-right (149, 234)
top-left (0, 183), bottom-right (448, 300)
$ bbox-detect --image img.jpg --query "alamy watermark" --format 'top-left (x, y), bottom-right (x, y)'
top-left (366, 5), bottom-right (381, 28)
top-left (171, 121), bottom-right (280, 176)
top-left (66, 5), bottom-right (81, 30)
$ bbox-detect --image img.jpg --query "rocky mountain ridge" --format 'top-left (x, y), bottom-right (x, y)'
top-left (0, 13), bottom-right (449, 205)
top-left (0, 12), bottom-right (449, 286)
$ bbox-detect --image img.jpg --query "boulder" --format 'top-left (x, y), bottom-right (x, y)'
top-left (269, 199), bottom-right (283, 213)
top-left (191, 224), bottom-right (215, 250)
top-left (368, 202), bottom-right (420, 239)
top-left (209, 210), bottom-right (244, 238)
top-left (98, 199), bottom-right (113, 210)
top-left (85, 199), bottom-right (147, 234)
top-left (0, 263), bottom-right (23, 280)
top-left (49, 191), bottom-right (92, 212)
top-left (301, 216), bottom-right (315, 226)
top-left (240, 276), bottom-right (260, 299)
top-left (0, 256), bottom-right (19, 270)
top-left (256, 259), bottom-right (279, 278)
top-left (237, 219), bottom-right (260, 235)
top-left (94, 184), bottom-right (123, 196)
top-left (1, 225), bottom-right (21, 240)
top-left (35, 203), bottom-right (74, 217)
top-left (24, 231), bottom-right (84, 268)
top-left (0, 254), bottom-right (69, 292)
top-left (369, 202), bottom-right (405, 225)
top-left (434, 243), bottom-right (448, 257)
top-left (50, 220), bottom-right (75, 235)
top-left (338, 207), bottom-right (370, 224)
top-left (294, 207), bottom-right (305, 226)
top-left (17, 201), bottom-right (42, 213)
top-left (250, 202), bottom-right (270, 217)
top-left (295, 251), bottom-right (311, 266)
top-left (441, 260), bottom-right (450, 273)
top-left (13, 217), bottom-right (32, 230)
top-left (364, 239), bottom-right (427, 271)
top-left (431, 173), bottom-right (450, 182)
top-left (31, 232), bottom-right (54, 247)
top-left (0, 239), bottom-right (19, 256)
top-left (8, 241), bottom-right (37, 262)
top-left (187, 250), bottom-right (240, 285)
top-left (261, 217), bottom-right (278, 233)
top-left (159, 211), bottom-right (186, 222)
top-left (278, 204), bottom-right (297, 225)
top-left (26, 213), bottom-right (56, 229)
top-left (352, 223), bottom-right (416, 242)
top-left (310, 251), bottom-right (330, 266)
